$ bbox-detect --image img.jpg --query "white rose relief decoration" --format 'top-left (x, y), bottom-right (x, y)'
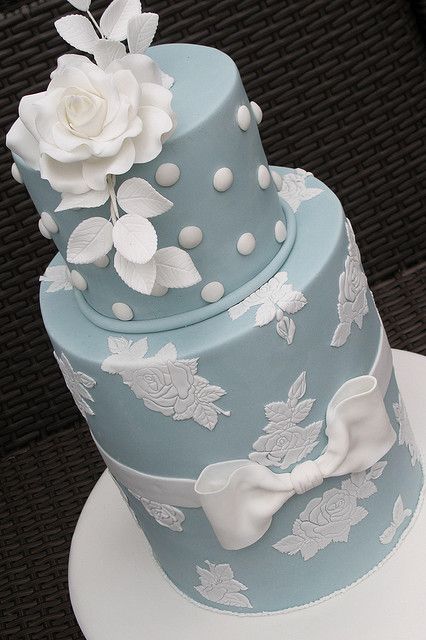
top-left (101, 336), bottom-right (230, 430)
top-left (229, 272), bottom-right (307, 344)
top-left (195, 561), bottom-right (252, 609)
top-left (54, 351), bottom-right (96, 417)
top-left (250, 372), bottom-right (322, 469)
top-left (6, 0), bottom-right (201, 297)
top-left (393, 394), bottom-right (420, 467)
top-left (331, 219), bottom-right (369, 347)
top-left (273, 461), bottom-right (387, 560)
top-left (278, 168), bottom-right (323, 213)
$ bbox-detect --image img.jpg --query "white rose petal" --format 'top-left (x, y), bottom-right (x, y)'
top-left (55, 188), bottom-right (109, 212)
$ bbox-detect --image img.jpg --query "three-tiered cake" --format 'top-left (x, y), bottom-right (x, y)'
top-left (7, 0), bottom-right (423, 615)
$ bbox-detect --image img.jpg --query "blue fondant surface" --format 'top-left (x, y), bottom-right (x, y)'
top-left (16, 44), bottom-right (284, 320)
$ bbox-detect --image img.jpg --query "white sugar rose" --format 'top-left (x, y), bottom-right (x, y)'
top-left (6, 53), bottom-right (175, 208)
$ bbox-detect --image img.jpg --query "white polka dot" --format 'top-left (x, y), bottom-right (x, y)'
top-left (237, 233), bottom-right (256, 255)
top-left (38, 219), bottom-right (52, 239)
top-left (11, 163), bottom-right (23, 184)
top-left (70, 269), bottom-right (88, 291)
top-left (201, 282), bottom-right (224, 303)
top-left (250, 101), bottom-right (263, 124)
top-left (112, 302), bottom-right (134, 321)
top-left (258, 165), bottom-right (271, 189)
top-left (40, 211), bottom-right (58, 234)
top-left (213, 167), bottom-right (233, 192)
top-left (271, 170), bottom-right (283, 191)
top-left (275, 220), bottom-right (287, 243)
top-left (237, 105), bottom-right (251, 131)
top-left (94, 255), bottom-right (110, 268)
top-left (179, 226), bottom-right (203, 249)
top-left (155, 163), bottom-right (180, 187)
top-left (151, 283), bottom-right (169, 297)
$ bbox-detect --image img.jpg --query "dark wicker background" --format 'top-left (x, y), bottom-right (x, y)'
top-left (1, 0), bottom-right (425, 638)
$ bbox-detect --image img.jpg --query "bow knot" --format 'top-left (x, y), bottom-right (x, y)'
top-left (290, 460), bottom-right (323, 495)
top-left (195, 375), bottom-right (396, 550)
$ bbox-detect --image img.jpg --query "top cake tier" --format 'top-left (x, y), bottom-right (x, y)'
top-left (15, 43), bottom-right (285, 322)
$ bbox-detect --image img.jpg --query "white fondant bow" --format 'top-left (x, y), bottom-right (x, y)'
top-left (195, 375), bottom-right (396, 550)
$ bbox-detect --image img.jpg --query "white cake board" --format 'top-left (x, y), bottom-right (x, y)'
top-left (69, 349), bottom-right (426, 640)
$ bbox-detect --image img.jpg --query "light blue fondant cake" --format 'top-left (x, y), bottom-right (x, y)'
top-left (7, 2), bottom-right (423, 615)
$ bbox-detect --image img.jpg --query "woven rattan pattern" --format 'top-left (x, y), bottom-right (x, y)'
top-left (0, 3), bottom-right (425, 444)
top-left (0, 427), bottom-right (104, 639)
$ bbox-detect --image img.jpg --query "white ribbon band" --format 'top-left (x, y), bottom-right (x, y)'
top-left (93, 326), bottom-right (395, 550)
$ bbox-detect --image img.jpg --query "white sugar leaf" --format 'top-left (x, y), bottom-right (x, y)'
top-left (40, 265), bottom-right (73, 292)
top-left (196, 384), bottom-right (226, 403)
top-left (67, 217), bottom-right (113, 264)
top-left (265, 401), bottom-right (292, 423)
top-left (279, 290), bottom-right (307, 314)
top-left (55, 188), bottom-right (109, 212)
top-left (67, 0), bottom-right (91, 10)
top-left (255, 301), bottom-right (276, 327)
top-left (128, 337), bottom-right (149, 358)
top-left (112, 214), bottom-right (157, 264)
top-left (368, 460), bottom-right (387, 480)
top-left (153, 343), bottom-right (177, 363)
top-left (273, 534), bottom-right (303, 555)
top-left (292, 398), bottom-right (315, 423)
top-left (276, 315), bottom-right (295, 344)
top-left (55, 15), bottom-right (99, 53)
top-left (330, 322), bottom-right (351, 347)
top-left (127, 13), bottom-right (158, 54)
top-left (221, 592), bottom-right (252, 609)
top-left (94, 39), bottom-right (126, 69)
top-left (100, 0), bottom-right (142, 41)
top-left (114, 252), bottom-right (156, 294)
top-left (288, 372), bottom-right (306, 402)
top-left (154, 247), bottom-right (201, 288)
top-left (379, 524), bottom-right (396, 545)
top-left (117, 178), bottom-right (173, 218)
top-left (108, 336), bottom-right (132, 354)
top-left (192, 403), bottom-right (218, 430)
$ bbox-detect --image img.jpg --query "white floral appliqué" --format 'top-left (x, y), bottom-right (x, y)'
top-left (393, 395), bottom-right (419, 466)
top-left (278, 168), bottom-right (323, 213)
top-left (250, 372), bottom-right (322, 469)
top-left (132, 493), bottom-right (185, 531)
top-left (40, 265), bottom-right (73, 293)
top-left (54, 351), bottom-right (96, 417)
top-left (229, 272), bottom-right (307, 344)
top-left (331, 219), bottom-right (369, 347)
top-left (101, 337), bottom-right (230, 430)
top-left (195, 561), bottom-right (252, 609)
top-left (379, 495), bottom-right (412, 545)
top-left (273, 461), bottom-right (387, 560)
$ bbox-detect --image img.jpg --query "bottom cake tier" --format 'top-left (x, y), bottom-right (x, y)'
top-left (39, 167), bottom-right (423, 613)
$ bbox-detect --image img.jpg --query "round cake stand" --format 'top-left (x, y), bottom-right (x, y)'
top-left (69, 349), bottom-right (426, 640)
